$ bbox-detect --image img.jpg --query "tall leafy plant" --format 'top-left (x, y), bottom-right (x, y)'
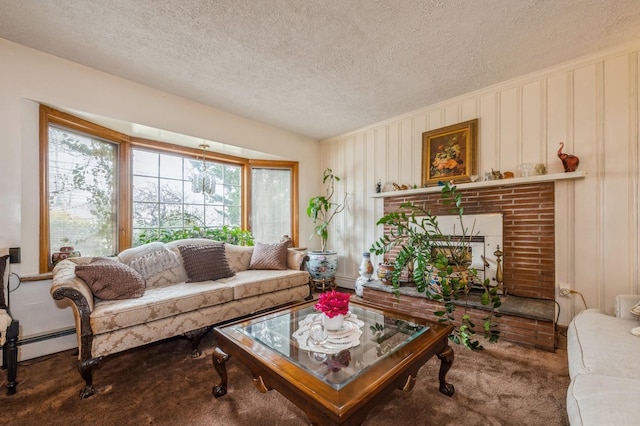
top-left (306, 168), bottom-right (347, 252)
top-left (370, 182), bottom-right (501, 349)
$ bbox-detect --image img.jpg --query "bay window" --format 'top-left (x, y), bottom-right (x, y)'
top-left (131, 148), bottom-right (242, 245)
top-left (40, 106), bottom-right (298, 273)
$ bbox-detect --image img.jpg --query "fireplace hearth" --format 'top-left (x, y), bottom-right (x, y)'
top-left (362, 280), bottom-right (556, 351)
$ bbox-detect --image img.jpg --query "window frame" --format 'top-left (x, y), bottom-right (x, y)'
top-left (129, 137), bottom-right (250, 240)
top-left (39, 106), bottom-right (299, 272)
top-left (39, 106), bottom-right (131, 273)
top-left (248, 160), bottom-right (299, 246)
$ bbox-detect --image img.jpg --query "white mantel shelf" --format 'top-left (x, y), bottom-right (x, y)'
top-left (370, 170), bottom-right (586, 199)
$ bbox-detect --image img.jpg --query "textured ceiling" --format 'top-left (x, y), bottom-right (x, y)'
top-left (1, 0), bottom-right (640, 140)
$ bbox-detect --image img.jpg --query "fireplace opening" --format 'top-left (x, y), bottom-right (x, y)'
top-left (420, 213), bottom-right (504, 293)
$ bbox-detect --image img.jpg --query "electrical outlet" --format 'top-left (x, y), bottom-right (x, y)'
top-left (559, 287), bottom-right (571, 297)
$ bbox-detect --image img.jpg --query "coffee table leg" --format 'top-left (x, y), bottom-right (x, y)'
top-left (400, 374), bottom-right (417, 392)
top-left (212, 347), bottom-right (230, 398)
top-left (437, 345), bottom-right (455, 396)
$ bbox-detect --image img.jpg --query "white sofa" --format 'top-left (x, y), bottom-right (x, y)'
top-left (566, 295), bottom-right (640, 425)
top-left (51, 238), bottom-right (310, 398)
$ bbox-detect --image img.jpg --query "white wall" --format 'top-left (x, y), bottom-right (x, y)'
top-left (322, 43), bottom-right (640, 326)
top-left (0, 38), bottom-right (320, 360)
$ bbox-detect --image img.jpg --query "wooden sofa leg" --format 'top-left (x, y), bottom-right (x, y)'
top-left (184, 327), bottom-right (210, 358)
top-left (78, 357), bottom-right (102, 399)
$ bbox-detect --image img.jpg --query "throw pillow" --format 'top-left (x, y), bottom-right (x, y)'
top-left (117, 242), bottom-right (165, 264)
top-left (178, 243), bottom-right (235, 282)
top-left (118, 242), bottom-right (180, 279)
top-left (631, 301), bottom-right (640, 317)
top-left (224, 244), bottom-right (254, 272)
top-left (129, 248), bottom-right (179, 279)
top-left (75, 258), bottom-right (146, 300)
top-left (249, 241), bottom-right (289, 270)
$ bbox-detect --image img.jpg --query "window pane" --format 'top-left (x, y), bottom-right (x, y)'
top-left (205, 205), bottom-right (224, 227)
top-left (49, 126), bottom-right (118, 257)
top-left (223, 184), bottom-right (241, 205)
top-left (224, 164), bottom-right (241, 185)
top-left (133, 150), bottom-right (159, 177)
top-left (225, 205), bottom-right (241, 227)
top-left (159, 154), bottom-right (184, 179)
top-left (159, 178), bottom-right (183, 203)
top-left (133, 202), bottom-right (158, 227)
top-left (251, 168), bottom-right (291, 243)
top-left (133, 176), bottom-right (158, 202)
top-left (184, 204), bottom-right (205, 227)
top-left (159, 204), bottom-right (183, 227)
top-left (210, 163), bottom-right (224, 184)
top-left (132, 148), bottom-right (243, 244)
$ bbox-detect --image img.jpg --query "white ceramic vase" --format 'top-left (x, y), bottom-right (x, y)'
top-left (355, 276), bottom-right (367, 297)
top-left (323, 313), bottom-right (345, 331)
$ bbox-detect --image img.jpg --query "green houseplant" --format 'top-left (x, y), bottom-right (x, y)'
top-left (306, 168), bottom-right (347, 282)
top-left (370, 182), bottom-right (501, 349)
top-left (136, 225), bottom-right (254, 247)
top-left (307, 168), bottom-right (347, 252)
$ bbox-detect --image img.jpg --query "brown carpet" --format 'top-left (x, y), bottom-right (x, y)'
top-left (1, 332), bottom-right (569, 426)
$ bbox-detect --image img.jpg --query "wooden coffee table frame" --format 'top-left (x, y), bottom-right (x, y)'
top-left (212, 300), bottom-right (454, 426)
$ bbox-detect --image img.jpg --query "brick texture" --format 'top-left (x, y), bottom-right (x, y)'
top-left (382, 182), bottom-right (555, 299)
top-left (374, 182), bottom-right (557, 351)
top-left (363, 287), bottom-right (555, 352)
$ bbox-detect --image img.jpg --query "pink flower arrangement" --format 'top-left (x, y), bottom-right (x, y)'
top-left (315, 290), bottom-right (350, 318)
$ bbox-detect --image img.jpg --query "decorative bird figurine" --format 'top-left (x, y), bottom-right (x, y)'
top-left (557, 142), bottom-right (579, 172)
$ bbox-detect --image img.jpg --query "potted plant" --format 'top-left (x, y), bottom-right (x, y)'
top-left (370, 181), bottom-right (501, 349)
top-left (306, 168), bottom-right (347, 283)
top-left (314, 289), bottom-right (351, 330)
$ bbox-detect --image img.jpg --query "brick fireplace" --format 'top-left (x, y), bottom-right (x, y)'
top-left (363, 181), bottom-right (557, 351)
top-left (382, 181), bottom-right (555, 299)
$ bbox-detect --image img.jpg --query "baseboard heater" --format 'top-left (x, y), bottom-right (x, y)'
top-left (17, 327), bottom-right (75, 346)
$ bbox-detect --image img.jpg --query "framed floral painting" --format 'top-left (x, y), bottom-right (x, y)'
top-left (422, 119), bottom-right (478, 186)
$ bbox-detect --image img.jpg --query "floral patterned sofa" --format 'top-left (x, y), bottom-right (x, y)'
top-left (51, 238), bottom-right (310, 398)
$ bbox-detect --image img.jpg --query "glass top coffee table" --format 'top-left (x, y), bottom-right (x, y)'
top-left (212, 300), bottom-right (454, 425)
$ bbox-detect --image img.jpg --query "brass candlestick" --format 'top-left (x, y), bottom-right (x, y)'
top-left (494, 245), bottom-right (505, 295)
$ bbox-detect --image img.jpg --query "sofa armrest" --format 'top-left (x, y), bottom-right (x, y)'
top-left (51, 259), bottom-right (95, 312)
top-left (51, 259), bottom-right (97, 361)
top-left (287, 249), bottom-right (309, 271)
top-left (614, 294), bottom-right (640, 320)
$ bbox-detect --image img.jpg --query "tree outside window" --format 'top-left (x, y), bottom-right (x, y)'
top-left (48, 126), bottom-right (118, 257)
top-left (132, 149), bottom-right (242, 245)
top-left (41, 106), bottom-right (297, 271)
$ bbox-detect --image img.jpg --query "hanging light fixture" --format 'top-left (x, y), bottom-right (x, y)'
top-left (191, 143), bottom-right (215, 194)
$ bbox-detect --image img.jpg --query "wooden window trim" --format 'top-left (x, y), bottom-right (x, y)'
top-left (39, 105), bottom-right (130, 273)
top-left (40, 106), bottom-right (299, 272)
top-left (130, 137), bottom-right (251, 230)
top-left (249, 160), bottom-right (299, 247)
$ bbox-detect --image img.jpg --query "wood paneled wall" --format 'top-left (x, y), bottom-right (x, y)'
top-left (321, 44), bottom-right (640, 326)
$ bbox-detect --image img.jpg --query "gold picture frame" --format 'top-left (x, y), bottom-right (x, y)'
top-left (422, 119), bottom-right (478, 186)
